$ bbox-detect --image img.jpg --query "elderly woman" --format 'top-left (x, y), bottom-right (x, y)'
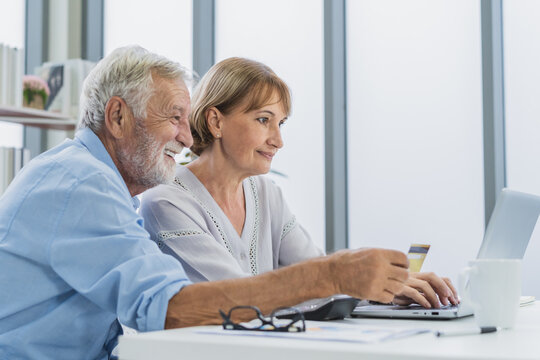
top-left (141, 57), bottom-right (323, 282)
top-left (141, 57), bottom-right (459, 308)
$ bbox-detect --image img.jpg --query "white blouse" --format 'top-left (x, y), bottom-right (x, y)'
top-left (140, 165), bottom-right (324, 282)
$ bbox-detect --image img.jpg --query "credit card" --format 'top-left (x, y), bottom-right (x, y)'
top-left (407, 244), bottom-right (430, 272)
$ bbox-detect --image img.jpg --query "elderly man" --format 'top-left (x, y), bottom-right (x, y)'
top-left (0, 46), bottom-right (412, 359)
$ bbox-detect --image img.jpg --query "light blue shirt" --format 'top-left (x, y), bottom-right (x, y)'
top-left (0, 128), bottom-right (191, 360)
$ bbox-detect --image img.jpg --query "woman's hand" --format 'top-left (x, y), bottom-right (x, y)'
top-left (392, 272), bottom-right (459, 308)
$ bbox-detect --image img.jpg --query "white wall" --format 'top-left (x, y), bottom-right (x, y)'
top-left (215, 0), bottom-right (326, 250)
top-left (104, 0), bottom-right (193, 69)
top-left (0, 0), bottom-right (25, 148)
top-left (346, 0), bottom-right (485, 284)
top-left (503, 0), bottom-right (540, 298)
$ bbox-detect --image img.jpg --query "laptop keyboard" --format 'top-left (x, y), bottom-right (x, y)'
top-left (357, 301), bottom-right (459, 311)
top-left (392, 304), bottom-right (459, 311)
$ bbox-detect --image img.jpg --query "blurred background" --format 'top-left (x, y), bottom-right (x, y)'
top-left (1, 0), bottom-right (539, 296)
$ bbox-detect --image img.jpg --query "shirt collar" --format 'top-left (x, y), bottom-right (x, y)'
top-left (74, 127), bottom-right (140, 210)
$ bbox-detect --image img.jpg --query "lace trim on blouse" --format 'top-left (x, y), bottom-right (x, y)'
top-left (248, 177), bottom-right (259, 275)
top-left (173, 177), bottom-right (234, 256)
top-left (281, 216), bottom-right (297, 240)
top-left (172, 176), bottom-right (260, 275)
top-left (156, 229), bottom-right (204, 249)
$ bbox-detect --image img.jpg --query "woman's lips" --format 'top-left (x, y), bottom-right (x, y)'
top-left (257, 151), bottom-right (275, 160)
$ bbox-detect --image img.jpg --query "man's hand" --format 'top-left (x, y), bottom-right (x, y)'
top-left (392, 272), bottom-right (459, 308)
top-left (329, 248), bottom-right (409, 304)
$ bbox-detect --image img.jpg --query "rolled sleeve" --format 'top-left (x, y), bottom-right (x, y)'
top-left (48, 172), bottom-right (191, 332)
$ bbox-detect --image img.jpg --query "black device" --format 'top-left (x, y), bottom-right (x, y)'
top-left (276, 295), bottom-right (359, 321)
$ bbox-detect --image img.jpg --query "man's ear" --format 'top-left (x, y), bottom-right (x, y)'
top-left (205, 107), bottom-right (223, 138)
top-left (104, 96), bottom-right (131, 139)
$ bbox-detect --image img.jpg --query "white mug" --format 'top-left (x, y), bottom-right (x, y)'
top-left (459, 259), bottom-right (521, 328)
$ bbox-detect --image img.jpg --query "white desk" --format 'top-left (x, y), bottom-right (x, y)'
top-left (118, 302), bottom-right (540, 360)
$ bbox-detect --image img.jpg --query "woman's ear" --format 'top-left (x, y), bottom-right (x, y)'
top-left (104, 96), bottom-right (131, 139)
top-left (206, 107), bottom-right (223, 138)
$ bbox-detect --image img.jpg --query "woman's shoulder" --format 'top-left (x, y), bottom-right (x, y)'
top-left (250, 174), bottom-right (280, 188)
top-left (248, 174), bottom-right (287, 209)
top-left (249, 174), bottom-right (282, 195)
top-left (141, 166), bottom-right (202, 209)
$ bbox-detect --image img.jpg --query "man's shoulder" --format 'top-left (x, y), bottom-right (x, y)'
top-left (5, 138), bottom-right (128, 206)
top-left (32, 138), bottom-right (119, 184)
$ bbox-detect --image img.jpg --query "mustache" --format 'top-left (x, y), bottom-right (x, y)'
top-left (164, 141), bottom-right (184, 154)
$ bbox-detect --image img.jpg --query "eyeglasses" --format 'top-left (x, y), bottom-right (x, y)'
top-left (219, 305), bottom-right (306, 333)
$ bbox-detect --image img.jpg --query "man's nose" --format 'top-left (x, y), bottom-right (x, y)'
top-left (176, 117), bottom-right (193, 148)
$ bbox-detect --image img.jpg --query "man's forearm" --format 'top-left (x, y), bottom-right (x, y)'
top-left (166, 255), bottom-right (335, 328)
top-left (166, 248), bottom-right (410, 329)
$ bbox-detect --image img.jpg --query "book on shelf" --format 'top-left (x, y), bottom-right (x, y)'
top-left (0, 43), bottom-right (24, 108)
top-left (0, 47), bottom-right (92, 124)
top-left (36, 59), bottom-right (96, 117)
top-left (0, 44), bottom-right (6, 105)
top-left (13, 48), bottom-right (23, 108)
top-left (0, 146), bottom-right (31, 196)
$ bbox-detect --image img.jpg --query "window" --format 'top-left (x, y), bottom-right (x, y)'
top-left (503, 0), bottom-right (540, 298)
top-left (104, 0), bottom-right (192, 69)
top-left (346, 0), bottom-right (484, 282)
top-left (504, 1), bottom-right (540, 196)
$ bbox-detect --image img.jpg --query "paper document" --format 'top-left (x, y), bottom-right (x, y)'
top-left (196, 321), bottom-right (430, 344)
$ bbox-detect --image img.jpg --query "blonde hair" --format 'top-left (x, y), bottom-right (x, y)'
top-left (190, 57), bottom-right (291, 155)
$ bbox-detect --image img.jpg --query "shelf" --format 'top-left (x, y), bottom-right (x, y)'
top-left (0, 105), bottom-right (77, 131)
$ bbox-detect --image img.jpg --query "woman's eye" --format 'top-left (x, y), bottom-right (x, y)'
top-left (256, 117), bottom-right (268, 124)
top-left (279, 121), bottom-right (286, 127)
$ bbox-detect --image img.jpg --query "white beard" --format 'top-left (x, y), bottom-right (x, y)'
top-left (117, 124), bottom-right (181, 189)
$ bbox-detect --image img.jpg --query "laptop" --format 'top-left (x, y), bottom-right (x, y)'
top-left (351, 188), bottom-right (540, 320)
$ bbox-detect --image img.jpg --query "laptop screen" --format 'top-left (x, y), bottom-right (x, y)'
top-left (477, 188), bottom-right (540, 259)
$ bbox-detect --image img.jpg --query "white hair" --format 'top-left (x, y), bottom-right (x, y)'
top-left (78, 45), bottom-right (193, 132)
